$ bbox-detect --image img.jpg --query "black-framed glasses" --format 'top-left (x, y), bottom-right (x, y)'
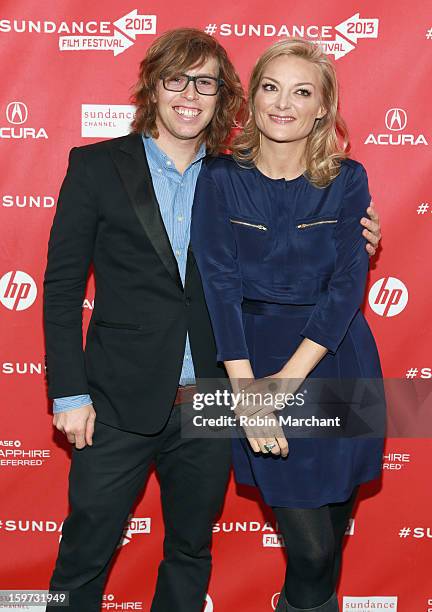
top-left (161, 74), bottom-right (224, 96)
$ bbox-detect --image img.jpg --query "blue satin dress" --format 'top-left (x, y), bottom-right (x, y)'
top-left (190, 154), bottom-right (384, 508)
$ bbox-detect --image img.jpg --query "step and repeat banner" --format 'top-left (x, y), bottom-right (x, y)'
top-left (1, 1), bottom-right (431, 610)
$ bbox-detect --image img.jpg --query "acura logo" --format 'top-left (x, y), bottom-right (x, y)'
top-left (6, 102), bottom-right (28, 125)
top-left (385, 108), bottom-right (407, 131)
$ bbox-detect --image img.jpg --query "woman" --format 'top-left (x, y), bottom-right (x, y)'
top-left (191, 38), bottom-right (385, 611)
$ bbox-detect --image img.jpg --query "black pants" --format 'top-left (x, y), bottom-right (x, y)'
top-left (273, 486), bottom-right (358, 609)
top-left (48, 404), bottom-right (231, 611)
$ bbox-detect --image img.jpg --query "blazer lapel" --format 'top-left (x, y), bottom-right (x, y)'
top-left (111, 133), bottom-right (183, 292)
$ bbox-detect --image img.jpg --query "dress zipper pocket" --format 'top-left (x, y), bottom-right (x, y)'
top-left (229, 219), bottom-right (268, 231)
top-left (296, 219), bottom-right (338, 229)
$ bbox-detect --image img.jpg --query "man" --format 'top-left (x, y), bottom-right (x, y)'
top-left (44, 28), bottom-right (382, 611)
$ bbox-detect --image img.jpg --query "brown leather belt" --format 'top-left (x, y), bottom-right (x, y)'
top-left (173, 384), bottom-right (198, 406)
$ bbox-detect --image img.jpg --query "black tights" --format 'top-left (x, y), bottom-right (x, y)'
top-left (272, 486), bottom-right (358, 609)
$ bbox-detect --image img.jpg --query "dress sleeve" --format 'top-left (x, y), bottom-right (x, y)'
top-left (190, 164), bottom-right (249, 362)
top-left (299, 162), bottom-right (371, 355)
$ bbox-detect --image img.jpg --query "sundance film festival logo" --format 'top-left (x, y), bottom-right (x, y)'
top-left (213, 519), bottom-right (276, 536)
top-left (2, 361), bottom-right (45, 375)
top-left (365, 108), bottom-right (428, 146)
top-left (263, 533), bottom-right (285, 547)
top-left (2, 194), bottom-right (55, 209)
top-left (405, 367), bottom-right (432, 379)
top-left (0, 518), bottom-right (61, 533)
top-left (343, 596), bottom-right (398, 610)
top-left (398, 526), bottom-right (432, 539)
top-left (345, 518), bottom-right (355, 536)
top-left (0, 102), bottom-right (48, 139)
top-left (0, 10), bottom-right (156, 56)
top-left (264, 519), bottom-right (354, 548)
top-left (0, 271), bottom-right (37, 311)
top-left (368, 277), bottom-right (408, 317)
top-left (118, 515), bottom-right (151, 547)
top-left (203, 12), bottom-right (379, 59)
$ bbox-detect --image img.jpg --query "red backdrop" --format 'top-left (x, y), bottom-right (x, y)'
top-left (1, 1), bottom-right (431, 610)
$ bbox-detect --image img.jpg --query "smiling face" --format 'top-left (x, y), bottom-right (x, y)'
top-left (154, 56), bottom-right (220, 145)
top-left (253, 54), bottom-right (326, 148)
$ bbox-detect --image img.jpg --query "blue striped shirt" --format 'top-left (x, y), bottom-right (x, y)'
top-left (53, 134), bottom-right (205, 413)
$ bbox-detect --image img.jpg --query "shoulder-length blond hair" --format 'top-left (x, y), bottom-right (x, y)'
top-left (130, 28), bottom-right (245, 155)
top-left (231, 38), bottom-right (350, 187)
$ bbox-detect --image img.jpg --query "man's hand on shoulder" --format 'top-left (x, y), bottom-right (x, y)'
top-left (361, 200), bottom-right (381, 257)
top-left (53, 404), bottom-right (96, 449)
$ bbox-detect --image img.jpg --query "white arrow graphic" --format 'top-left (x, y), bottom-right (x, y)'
top-left (112, 29), bottom-right (135, 56)
top-left (316, 34), bottom-right (356, 60)
top-left (114, 9), bottom-right (157, 40)
top-left (335, 13), bottom-right (379, 44)
top-left (59, 29), bottom-right (134, 56)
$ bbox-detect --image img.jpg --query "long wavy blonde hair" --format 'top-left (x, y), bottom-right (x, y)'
top-left (231, 38), bottom-right (350, 187)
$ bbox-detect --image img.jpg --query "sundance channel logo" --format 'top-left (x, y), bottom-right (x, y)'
top-left (0, 10), bottom-right (156, 56)
top-left (81, 104), bottom-right (136, 138)
top-left (343, 596), bottom-right (397, 610)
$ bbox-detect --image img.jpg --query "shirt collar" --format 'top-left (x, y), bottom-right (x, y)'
top-left (142, 133), bottom-right (206, 172)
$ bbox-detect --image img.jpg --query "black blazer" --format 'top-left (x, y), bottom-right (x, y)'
top-left (43, 133), bottom-right (225, 434)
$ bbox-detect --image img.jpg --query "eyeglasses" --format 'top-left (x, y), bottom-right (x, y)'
top-left (161, 74), bottom-right (224, 96)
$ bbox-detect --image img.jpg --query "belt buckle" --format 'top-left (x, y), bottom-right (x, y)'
top-left (174, 384), bottom-right (197, 406)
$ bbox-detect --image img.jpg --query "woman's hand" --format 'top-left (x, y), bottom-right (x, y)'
top-left (240, 410), bottom-right (289, 458)
top-left (225, 360), bottom-right (306, 457)
top-left (233, 374), bottom-right (303, 419)
top-left (232, 374), bottom-right (304, 458)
